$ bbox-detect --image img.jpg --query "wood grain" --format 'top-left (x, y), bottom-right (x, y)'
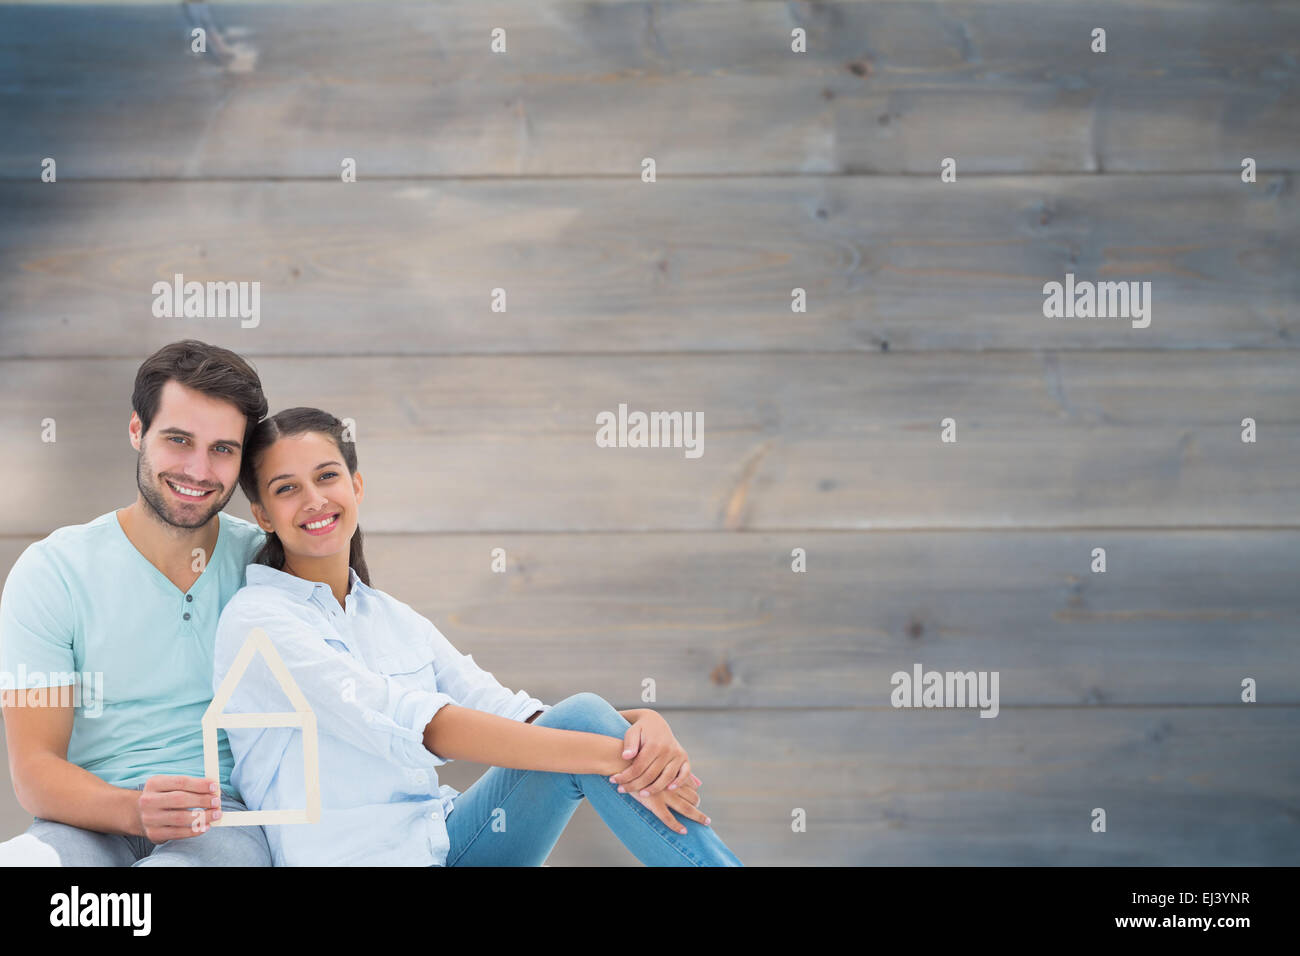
top-left (0, 175), bottom-right (1294, 357)
top-left (0, 1), bottom-right (1296, 178)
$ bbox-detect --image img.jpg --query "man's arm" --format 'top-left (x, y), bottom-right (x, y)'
top-left (425, 703), bottom-right (629, 776)
top-left (0, 547), bottom-right (151, 834)
top-left (2, 689), bottom-right (143, 837)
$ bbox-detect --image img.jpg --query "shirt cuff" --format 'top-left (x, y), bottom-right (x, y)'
top-left (517, 699), bottom-right (550, 722)
top-left (394, 690), bottom-right (455, 767)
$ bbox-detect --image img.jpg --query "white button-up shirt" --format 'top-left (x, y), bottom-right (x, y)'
top-left (213, 563), bottom-right (550, 866)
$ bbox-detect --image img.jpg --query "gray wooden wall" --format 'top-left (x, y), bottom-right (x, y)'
top-left (1, 0), bottom-right (1297, 865)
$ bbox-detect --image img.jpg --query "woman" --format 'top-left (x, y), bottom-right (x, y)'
top-left (212, 407), bottom-right (743, 866)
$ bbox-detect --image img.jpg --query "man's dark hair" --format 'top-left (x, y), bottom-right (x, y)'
top-left (131, 339), bottom-right (268, 447)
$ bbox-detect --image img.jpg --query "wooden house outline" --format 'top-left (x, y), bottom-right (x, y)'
top-left (202, 627), bottom-right (321, 826)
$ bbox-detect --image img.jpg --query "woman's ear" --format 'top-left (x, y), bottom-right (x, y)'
top-left (249, 500), bottom-right (274, 534)
top-left (352, 469), bottom-right (364, 506)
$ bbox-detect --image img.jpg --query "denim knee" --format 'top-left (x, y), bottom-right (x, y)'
top-left (544, 692), bottom-right (628, 736)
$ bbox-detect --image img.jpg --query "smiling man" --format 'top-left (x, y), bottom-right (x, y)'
top-left (0, 340), bottom-right (274, 866)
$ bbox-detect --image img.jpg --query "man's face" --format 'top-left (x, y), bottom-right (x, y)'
top-left (130, 380), bottom-right (247, 530)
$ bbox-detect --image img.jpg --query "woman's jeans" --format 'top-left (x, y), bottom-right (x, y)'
top-left (442, 692), bottom-right (743, 866)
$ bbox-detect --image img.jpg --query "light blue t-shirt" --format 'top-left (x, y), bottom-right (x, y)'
top-left (0, 509), bottom-right (266, 799)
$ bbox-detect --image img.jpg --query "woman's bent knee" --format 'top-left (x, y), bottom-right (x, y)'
top-left (545, 692), bottom-right (628, 734)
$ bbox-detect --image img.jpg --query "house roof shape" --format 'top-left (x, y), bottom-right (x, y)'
top-left (202, 626), bottom-right (321, 826)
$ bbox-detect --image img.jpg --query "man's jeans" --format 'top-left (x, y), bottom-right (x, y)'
top-left (443, 692), bottom-right (744, 866)
top-left (0, 794), bottom-right (272, 866)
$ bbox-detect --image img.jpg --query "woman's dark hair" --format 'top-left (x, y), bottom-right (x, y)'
top-left (238, 407), bottom-right (371, 586)
top-left (132, 339), bottom-right (268, 449)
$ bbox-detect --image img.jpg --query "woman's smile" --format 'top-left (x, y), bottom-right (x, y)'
top-left (299, 512), bottom-right (341, 535)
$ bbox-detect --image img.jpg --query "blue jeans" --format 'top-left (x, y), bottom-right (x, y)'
top-left (443, 693), bottom-right (743, 866)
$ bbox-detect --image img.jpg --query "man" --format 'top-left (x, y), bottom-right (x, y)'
top-left (0, 340), bottom-right (274, 865)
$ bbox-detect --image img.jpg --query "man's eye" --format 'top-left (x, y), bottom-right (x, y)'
top-left (319, 471), bottom-right (338, 481)
top-left (169, 436), bottom-right (187, 445)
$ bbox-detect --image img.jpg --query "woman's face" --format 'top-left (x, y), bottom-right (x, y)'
top-left (249, 431), bottom-right (364, 563)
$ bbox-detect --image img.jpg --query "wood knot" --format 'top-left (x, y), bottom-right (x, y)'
top-left (710, 660), bottom-right (733, 686)
top-left (906, 619), bottom-right (924, 639)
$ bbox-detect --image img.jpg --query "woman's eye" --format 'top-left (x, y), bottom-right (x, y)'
top-left (274, 484), bottom-right (293, 494)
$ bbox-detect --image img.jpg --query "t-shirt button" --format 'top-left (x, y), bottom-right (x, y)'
top-left (186, 594), bottom-right (193, 602)
top-left (429, 811), bottom-right (439, 821)
top-left (183, 612), bottom-right (191, 621)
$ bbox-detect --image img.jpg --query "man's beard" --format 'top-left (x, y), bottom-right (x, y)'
top-left (137, 451), bottom-right (234, 530)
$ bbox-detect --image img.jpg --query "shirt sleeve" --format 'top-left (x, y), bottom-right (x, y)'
top-left (214, 592), bottom-right (454, 768)
top-left (421, 616), bottom-right (550, 723)
top-left (0, 542), bottom-right (77, 690)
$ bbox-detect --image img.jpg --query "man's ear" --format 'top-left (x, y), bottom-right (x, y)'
top-left (128, 412), bottom-right (143, 451)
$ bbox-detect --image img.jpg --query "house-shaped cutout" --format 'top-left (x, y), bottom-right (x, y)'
top-left (202, 627), bottom-right (321, 826)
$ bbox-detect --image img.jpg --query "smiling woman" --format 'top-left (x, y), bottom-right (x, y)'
top-left (217, 406), bottom-right (743, 867)
top-left (236, 407), bottom-right (370, 597)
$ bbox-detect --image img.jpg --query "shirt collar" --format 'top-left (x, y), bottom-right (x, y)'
top-left (245, 563), bottom-right (368, 602)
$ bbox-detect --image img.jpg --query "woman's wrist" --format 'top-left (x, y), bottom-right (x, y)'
top-left (596, 733), bottom-right (631, 776)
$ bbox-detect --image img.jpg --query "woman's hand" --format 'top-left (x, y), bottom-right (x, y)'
top-left (633, 779), bottom-right (711, 835)
top-left (610, 710), bottom-right (699, 797)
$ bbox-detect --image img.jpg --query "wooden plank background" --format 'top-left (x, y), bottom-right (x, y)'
top-left (2, 1), bottom-right (1298, 177)
top-left (0, 0), bottom-right (1297, 865)
top-left (1, 176), bottom-right (1296, 356)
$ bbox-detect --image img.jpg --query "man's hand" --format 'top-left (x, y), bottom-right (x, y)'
top-left (632, 780), bottom-right (711, 835)
top-left (610, 710), bottom-right (699, 798)
top-left (136, 776), bottom-right (222, 844)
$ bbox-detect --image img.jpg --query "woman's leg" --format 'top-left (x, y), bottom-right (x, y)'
top-left (443, 692), bottom-right (743, 866)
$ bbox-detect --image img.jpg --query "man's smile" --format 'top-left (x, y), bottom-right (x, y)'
top-left (164, 478), bottom-right (216, 501)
